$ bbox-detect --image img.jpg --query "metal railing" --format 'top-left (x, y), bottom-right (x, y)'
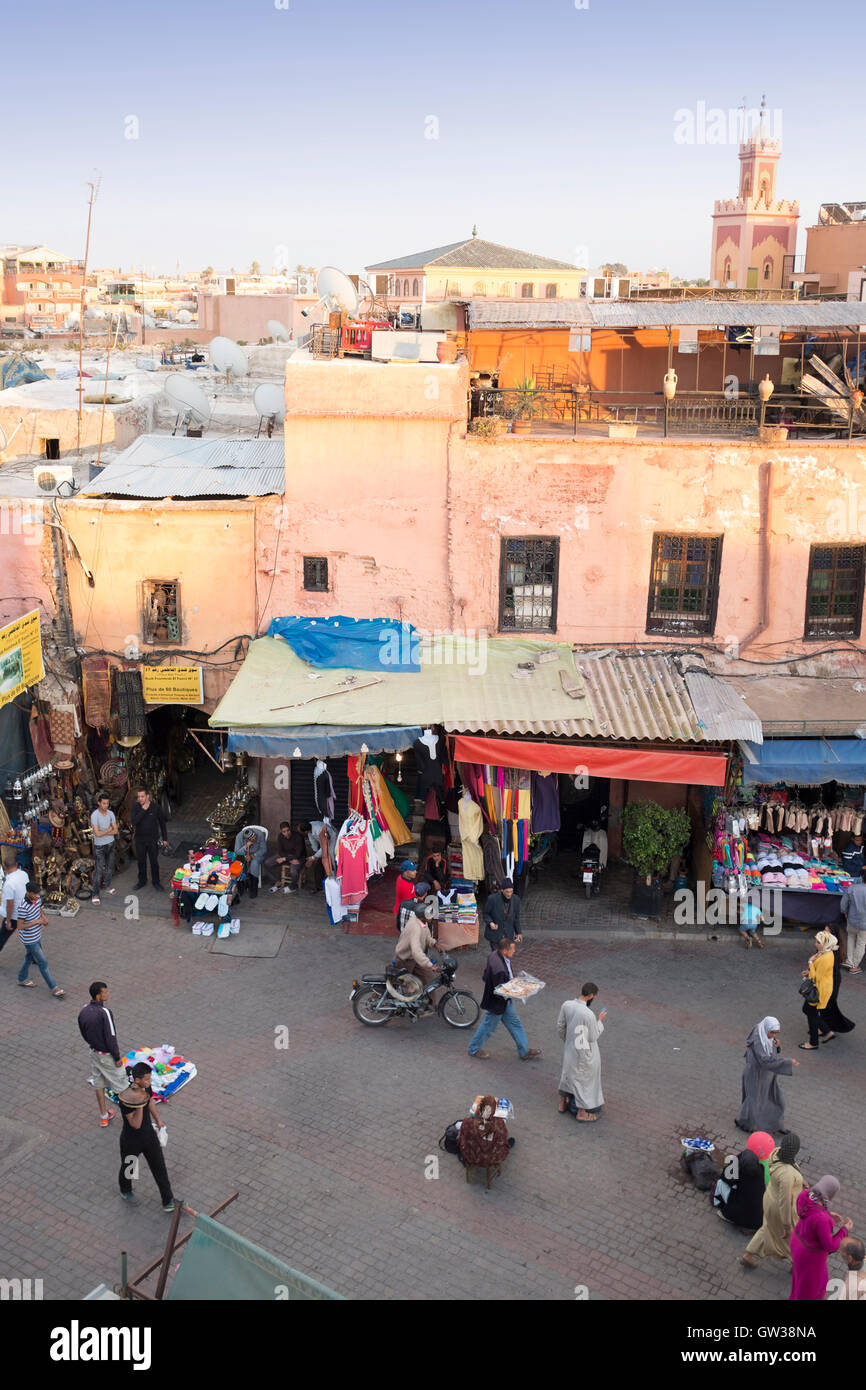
top-left (468, 386), bottom-right (865, 441)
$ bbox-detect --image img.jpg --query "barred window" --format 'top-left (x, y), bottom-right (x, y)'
top-left (804, 545), bottom-right (865, 640)
top-left (646, 534), bottom-right (723, 636)
top-left (499, 537), bottom-right (559, 633)
top-left (303, 556), bottom-right (329, 592)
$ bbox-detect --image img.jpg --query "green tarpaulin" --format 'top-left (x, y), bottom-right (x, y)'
top-left (166, 1214), bottom-right (343, 1301)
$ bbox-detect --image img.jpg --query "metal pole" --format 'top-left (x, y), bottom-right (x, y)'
top-left (77, 180), bottom-right (99, 447)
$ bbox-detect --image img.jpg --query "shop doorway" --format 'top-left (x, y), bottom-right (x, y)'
top-left (138, 704), bottom-right (233, 844)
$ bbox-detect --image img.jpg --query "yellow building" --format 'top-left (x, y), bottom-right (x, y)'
top-left (366, 235), bottom-right (585, 308)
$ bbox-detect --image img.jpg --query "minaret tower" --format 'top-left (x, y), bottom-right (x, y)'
top-left (710, 97), bottom-right (799, 289)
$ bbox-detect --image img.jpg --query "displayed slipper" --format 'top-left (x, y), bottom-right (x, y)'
top-left (191, 921), bottom-right (203, 935)
top-left (200, 922), bottom-right (214, 936)
top-left (229, 919), bottom-right (240, 935)
top-left (205, 894), bottom-right (219, 912)
top-left (217, 923), bottom-right (230, 938)
top-left (195, 893), bottom-right (208, 910)
top-left (218, 895), bottom-right (229, 917)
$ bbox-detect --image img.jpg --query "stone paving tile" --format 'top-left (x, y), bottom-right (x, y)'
top-left (1, 853), bottom-right (863, 1301)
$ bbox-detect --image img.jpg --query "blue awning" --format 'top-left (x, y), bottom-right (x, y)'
top-left (742, 738), bottom-right (866, 786)
top-left (225, 724), bottom-right (422, 758)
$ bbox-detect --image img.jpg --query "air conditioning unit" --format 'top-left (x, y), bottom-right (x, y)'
top-left (33, 464), bottom-right (74, 492)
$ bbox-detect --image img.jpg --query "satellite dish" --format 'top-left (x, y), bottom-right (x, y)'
top-left (209, 336), bottom-right (248, 377)
top-left (254, 384), bottom-right (287, 436)
top-left (164, 375), bottom-right (211, 435)
top-left (267, 318), bottom-right (291, 342)
top-left (316, 267), bottom-right (360, 317)
top-left (177, 309), bottom-right (192, 324)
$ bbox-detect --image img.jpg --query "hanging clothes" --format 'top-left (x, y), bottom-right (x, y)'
top-left (458, 796), bottom-right (485, 881)
top-left (531, 772), bottom-right (561, 833)
top-left (366, 765), bottom-right (412, 845)
top-left (337, 814), bottom-right (372, 907)
top-left (413, 735), bottom-right (445, 794)
top-left (347, 756), bottom-right (366, 814)
top-left (314, 762), bottom-right (336, 820)
top-left (481, 829), bottom-right (508, 887)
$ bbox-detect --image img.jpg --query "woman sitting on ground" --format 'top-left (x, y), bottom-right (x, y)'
top-left (712, 1149), bottom-right (765, 1231)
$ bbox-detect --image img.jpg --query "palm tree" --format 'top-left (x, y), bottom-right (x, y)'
top-left (250, 260), bottom-right (261, 277)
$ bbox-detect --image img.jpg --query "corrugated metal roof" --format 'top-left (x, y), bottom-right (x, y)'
top-left (82, 434), bottom-right (285, 498)
top-left (469, 300), bottom-right (595, 329)
top-left (367, 238), bottom-right (578, 272)
top-left (211, 639), bottom-right (755, 745)
top-left (469, 299), bottom-right (866, 331)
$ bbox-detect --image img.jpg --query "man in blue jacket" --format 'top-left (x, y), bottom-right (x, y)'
top-left (467, 940), bottom-right (541, 1061)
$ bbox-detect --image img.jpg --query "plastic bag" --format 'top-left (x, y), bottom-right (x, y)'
top-left (493, 971), bottom-right (545, 1004)
top-left (156, 1125), bottom-right (168, 1148)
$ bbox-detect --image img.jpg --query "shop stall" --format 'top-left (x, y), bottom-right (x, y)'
top-left (708, 739), bottom-right (866, 927)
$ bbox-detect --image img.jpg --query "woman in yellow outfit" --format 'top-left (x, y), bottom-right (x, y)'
top-left (800, 929), bottom-right (836, 1051)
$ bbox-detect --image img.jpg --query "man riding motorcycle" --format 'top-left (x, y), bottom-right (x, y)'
top-left (394, 901), bottom-right (442, 1008)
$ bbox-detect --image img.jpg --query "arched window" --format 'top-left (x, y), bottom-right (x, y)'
top-left (473, 280), bottom-right (486, 296)
top-left (521, 283), bottom-right (534, 298)
top-left (546, 283), bottom-right (557, 298)
top-left (723, 257), bottom-right (732, 284)
top-left (412, 279), bottom-right (419, 296)
top-left (763, 259), bottom-right (773, 281)
top-left (498, 281), bottom-right (512, 297)
top-left (759, 178), bottom-right (770, 204)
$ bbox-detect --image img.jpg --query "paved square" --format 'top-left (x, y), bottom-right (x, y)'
top-left (2, 865), bottom-right (863, 1301)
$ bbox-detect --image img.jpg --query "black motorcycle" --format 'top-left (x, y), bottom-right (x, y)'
top-left (580, 842), bottom-right (602, 899)
top-left (350, 954), bottom-right (480, 1029)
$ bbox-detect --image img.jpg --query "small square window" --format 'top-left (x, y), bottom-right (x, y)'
top-left (303, 557), bottom-right (328, 592)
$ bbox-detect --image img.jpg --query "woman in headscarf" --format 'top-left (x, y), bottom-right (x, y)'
top-left (815, 931), bottom-right (855, 1043)
top-left (746, 1130), bottom-right (775, 1185)
top-left (712, 1149), bottom-right (765, 1230)
top-left (800, 930), bottom-right (838, 1050)
top-left (736, 1016), bottom-right (799, 1134)
top-left (457, 1095), bottom-right (511, 1171)
top-left (789, 1176), bottom-right (853, 1300)
top-left (741, 1133), bottom-right (808, 1267)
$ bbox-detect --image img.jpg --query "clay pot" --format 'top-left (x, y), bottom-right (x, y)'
top-left (511, 418), bottom-right (532, 435)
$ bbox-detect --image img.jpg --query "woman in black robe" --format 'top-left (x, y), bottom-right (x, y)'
top-left (818, 937), bottom-right (855, 1041)
top-left (713, 1149), bottom-right (765, 1230)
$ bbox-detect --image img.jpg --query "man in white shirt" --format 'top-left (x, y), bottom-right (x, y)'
top-left (1, 860), bottom-right (30, 953)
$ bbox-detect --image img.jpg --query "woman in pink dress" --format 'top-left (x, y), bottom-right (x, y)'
top-left (789, 1176), bottom-right (852, 1300)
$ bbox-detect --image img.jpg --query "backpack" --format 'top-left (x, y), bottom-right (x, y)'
top-left (439, 1120), bottom-right (463, 1156)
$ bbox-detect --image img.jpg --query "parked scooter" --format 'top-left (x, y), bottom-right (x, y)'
top-left (350, 953), bottom-right (480, 1029)
top-left (580, 842), bottom-right (602, 898)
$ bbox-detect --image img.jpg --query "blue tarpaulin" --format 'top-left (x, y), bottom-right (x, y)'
top-left (0, 355), bottom-right (48, 390)
top-left (226, 723), bottom-right (422, 758)
top-left (267, 616), bottom-right (420, 672)
top-left (742, 738), bottom-right (866, 786)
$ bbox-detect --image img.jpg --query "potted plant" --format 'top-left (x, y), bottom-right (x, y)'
top-left (622, 800), bottom-right (691, 919)
top-left (510, 377), bottom-right (541, 434)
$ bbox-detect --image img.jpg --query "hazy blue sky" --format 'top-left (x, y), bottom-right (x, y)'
top-left (5, 0), bottom-right (863, 278)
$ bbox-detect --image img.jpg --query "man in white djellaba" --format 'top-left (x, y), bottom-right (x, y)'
top-left (556, 982), bottom-right (607, 1123)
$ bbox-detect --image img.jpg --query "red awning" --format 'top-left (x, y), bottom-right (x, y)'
top-left (451, 735), bottom-right (727, 786)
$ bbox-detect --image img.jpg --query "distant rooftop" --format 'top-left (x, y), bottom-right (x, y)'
top-left (367, 236), bottom-right (579, 273)
top-left (469, 299), bottom-right (866, 331)
top-left (818, 202), bottom-right (866, 225)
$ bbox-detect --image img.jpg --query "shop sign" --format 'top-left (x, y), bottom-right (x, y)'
top-left (0, 609), bottom-right (44, 710)
top-left (140, 665), bottom-right (204, 706)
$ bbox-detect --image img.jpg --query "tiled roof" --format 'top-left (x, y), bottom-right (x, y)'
top-left (367, 238), bottom-right (578, 273)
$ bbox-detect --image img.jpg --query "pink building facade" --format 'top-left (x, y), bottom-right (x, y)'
top-left (710, 139), bottom-right (799, 290)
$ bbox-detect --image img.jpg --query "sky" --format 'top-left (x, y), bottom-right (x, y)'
top-left (4, 0), bottom-right (864, 279)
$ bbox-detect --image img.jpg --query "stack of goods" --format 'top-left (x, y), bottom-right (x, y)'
top-left (119, 1044), bottom-right (196, 1100)
top-left (494, 971), bottom-right (545, 1003)
top-left (436, 881), bottom-right (476, 928)
top-left (171, 849), bottom-right (242, 922)
top-left (752, 834), bottom-right (853, 895)
top-left (470, 1096), bottom-right (513, 1120)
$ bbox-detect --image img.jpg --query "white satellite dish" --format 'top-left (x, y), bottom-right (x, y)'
top-left (164, 375), bottom-right (211, 435)
top-left (301, 266), bottom-right (360, 321)
top-left (267, 318), bottom-right (291, 342)
top-left (317, 267), bottom-right (360, 317)
top-left (209, 336), bottom-right (248, 377)
top-left (254, 384), bottom-right (287, 436)
top-left (177, 309), bottom-right (192, 324)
